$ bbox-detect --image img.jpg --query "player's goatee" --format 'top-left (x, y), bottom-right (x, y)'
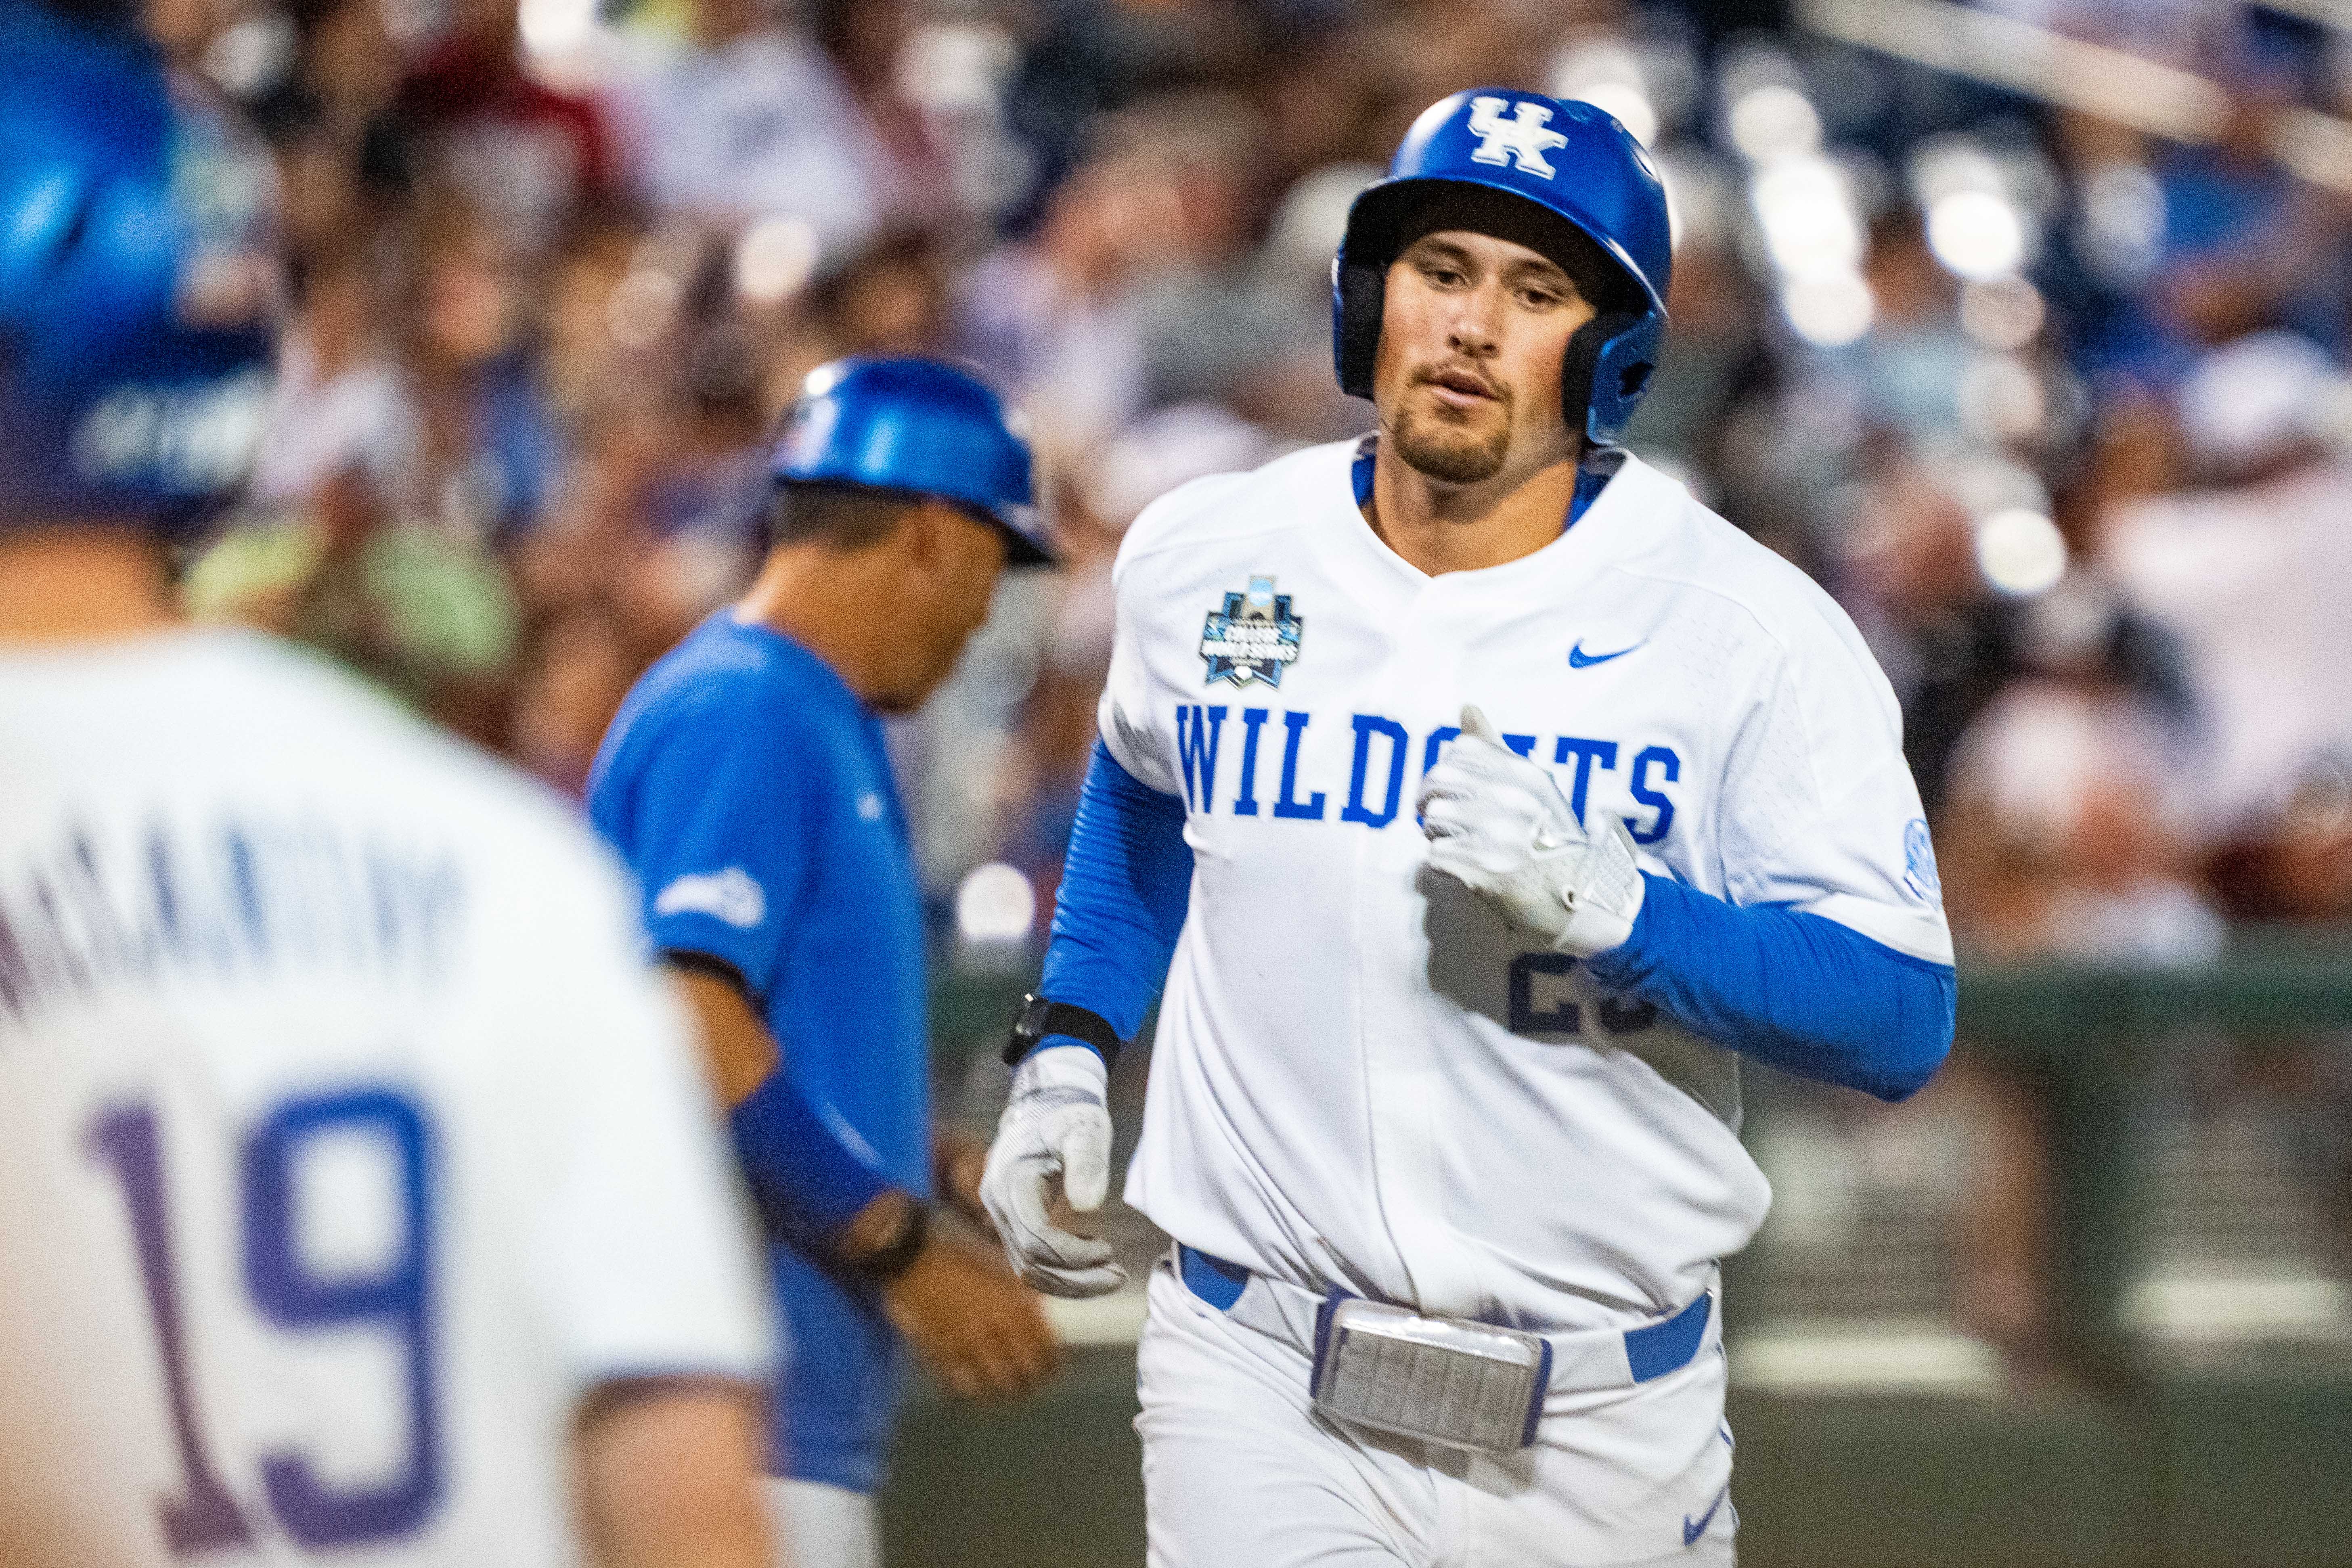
top-left (1391, 406), bottom-right (1513, 484)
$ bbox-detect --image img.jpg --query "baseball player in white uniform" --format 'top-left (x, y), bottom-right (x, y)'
top-left (980, 89), bottom-right (1957, 1566)
top-left (0, 6), bottom-right (774, 1564)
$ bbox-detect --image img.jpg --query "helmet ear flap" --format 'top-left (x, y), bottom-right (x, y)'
top-left (1561, 310), bottom-right (1638, 440)
top-left (1331, 256), bottom-right (1388, 400)
top-left (1565, 311), bottom-right (1661, 448)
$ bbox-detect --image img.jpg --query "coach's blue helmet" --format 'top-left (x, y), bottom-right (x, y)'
top-left (0, 0), bottom-right (279, 535)
top-left (1333, 87), bottom-right (1671, 448)
top-left (771, 356), bottom-right (1054, 565)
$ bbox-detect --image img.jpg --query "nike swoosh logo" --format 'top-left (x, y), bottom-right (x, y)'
top-left (1683, 1481), bottom-right (1730, 1546)
top-left (1568, 640), bottom-right (1640, 669)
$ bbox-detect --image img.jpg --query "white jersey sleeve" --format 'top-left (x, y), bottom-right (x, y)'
top-left (1707, 592), bottom-right (1953, 965)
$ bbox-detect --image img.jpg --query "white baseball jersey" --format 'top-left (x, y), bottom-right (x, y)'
top-left (1102, 440), bottom-right (1951, 1332)
top-left (0, 630), bottom-right (772, 1568)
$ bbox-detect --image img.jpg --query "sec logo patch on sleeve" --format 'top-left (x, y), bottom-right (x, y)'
top-left (1903, 819), bottom-right (1941, 902)
top-left (653, 867), bottom-right (767, 928)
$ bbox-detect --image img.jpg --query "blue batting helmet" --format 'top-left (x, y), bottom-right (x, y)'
top-left (1333, 87), bottom-right (1671, 448)
top-left (771, 356), bottom-right (1053, 565)
top-left (0, 0), bottom-right (279, 535)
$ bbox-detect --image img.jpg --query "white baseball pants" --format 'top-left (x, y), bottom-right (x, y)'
top-left (1135, 1259), bottom-right (1738, 1568)
top-left (764, 1477), bottom-right (879, 1568)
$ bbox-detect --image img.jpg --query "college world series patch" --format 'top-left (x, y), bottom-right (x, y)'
top-left (1200, 575), bottom-right (1303, 688)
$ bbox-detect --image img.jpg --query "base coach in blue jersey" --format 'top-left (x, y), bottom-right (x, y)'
top-left (980, 89), bottom-right (1958, 1565)
top-left (589, 356), bottom-right (1062, 1568)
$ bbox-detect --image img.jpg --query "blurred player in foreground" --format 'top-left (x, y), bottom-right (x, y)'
top-left (0, 3), bottom-right (775, 1564)
top-left (590, 357), bottom-right (1061, 1568)
top-left (982, 89), bottom-right (1958, 1565)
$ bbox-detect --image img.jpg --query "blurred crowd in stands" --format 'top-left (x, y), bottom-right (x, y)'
top-left (166, 0), bottom-right (2352, 944)
top-left (165, 0), bottom-right (2352, 1362)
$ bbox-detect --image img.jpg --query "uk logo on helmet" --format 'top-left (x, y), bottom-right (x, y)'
top-left (1466, 97), bottom-right (1569, 179)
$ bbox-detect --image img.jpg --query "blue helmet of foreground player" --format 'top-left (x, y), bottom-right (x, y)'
top-left (0, 0), bottom-right (279, 534)
top-left (1333, 88), bottom-right (1671, 448)
top-left (771, 357), bottom-right (1054, 565)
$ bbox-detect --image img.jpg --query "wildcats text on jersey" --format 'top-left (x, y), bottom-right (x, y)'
top-left (1173, 702), bottom-right (1682, 844)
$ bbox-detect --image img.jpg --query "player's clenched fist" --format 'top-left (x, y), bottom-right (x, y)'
top-left (981, 1046), bottom-right (1128, 1298)
top-left (1419, 704), bottom-right (1648, 957)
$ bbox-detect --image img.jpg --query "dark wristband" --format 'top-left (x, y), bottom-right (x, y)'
top-left (1003, 992), bottom-right (1124, 1070)
top-left (849, 1198), bottom-right (930, 1283)
top-left (728, 1072), bottom-right (892, 1251)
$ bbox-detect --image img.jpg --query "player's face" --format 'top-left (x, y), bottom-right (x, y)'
top-left (1373, 230), bottom-right (1596, 485)
top-left (877, 500), bottom-right (1009, 712)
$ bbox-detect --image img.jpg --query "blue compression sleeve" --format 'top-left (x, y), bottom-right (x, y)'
top-left (1583, 875), bottom-right (1955, 1102)
top-left (1035, 740), bottom-right (1194, 1056)
top-left (729, 1070), bottom-right (892, 1251)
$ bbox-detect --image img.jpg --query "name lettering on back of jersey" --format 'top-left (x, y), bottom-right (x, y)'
top-left (0, 820), bottom-right (463, 1032)
top-left (1175, 704), bottom-right (1682, 845)
top-left (653, 867), bottom-right (767, 929)
top-left (1199, 575), bottom-right (1303, 688)
top-left (1466, 97), bottom-right (1569, 178)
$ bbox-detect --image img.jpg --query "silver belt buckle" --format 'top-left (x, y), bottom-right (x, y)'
top-left (1309, 1297), bottom-right (1550, 1454)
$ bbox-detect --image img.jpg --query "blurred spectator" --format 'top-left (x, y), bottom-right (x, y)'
top-left (186, 233), bottom-right (510, 739)
top-left (809, 0), bottom-right (956, 206)
top-left (635, 323), bottom-right (774, 613)
top-left (1837, 451), bottom-right (2023, 807)
top-left (605, 0), bottom-right (947, 268)
top-left (957, 117), bottom-right (1162, 459)
top-left (394, 0), bottom-right (623, 252)
top-left (185, 465), bottom-right (520, 746)
top-left (1847, 208), bottom-right (1979, 449)
top-left (1941, 670), bottom-right (2222, 966)
top-left (246, 246), bottom-right (420, 510)
top-left (2103, 330), bottom-right (2352, 919)
top-left (407, 200), bottom-right (566, 542)
top-left (1619, 159), bottom-right (1772, 494)
top-left (2145, 39), bottom-right (2351, 368)
top-left (1363, 0), bottom-right (1571, 115)
top-left (821, 228), bottom-right (955, 352)
top-left (1209, 159), bottom-right (1378, 441)
top-left (252, 0), bottom-right (411, 255)
top-left (997, 0), bottom-right (1272, 228)
top-left (1113, 99), bottom-right (1296, 405)
top-left (512, 608), bottom-right (639, 795)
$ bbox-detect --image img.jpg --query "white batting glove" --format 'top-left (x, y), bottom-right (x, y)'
top-left (1418, 704), bottom-right (1647, 957)
top-left (980, 1045), bottom-right (1127, 1298)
